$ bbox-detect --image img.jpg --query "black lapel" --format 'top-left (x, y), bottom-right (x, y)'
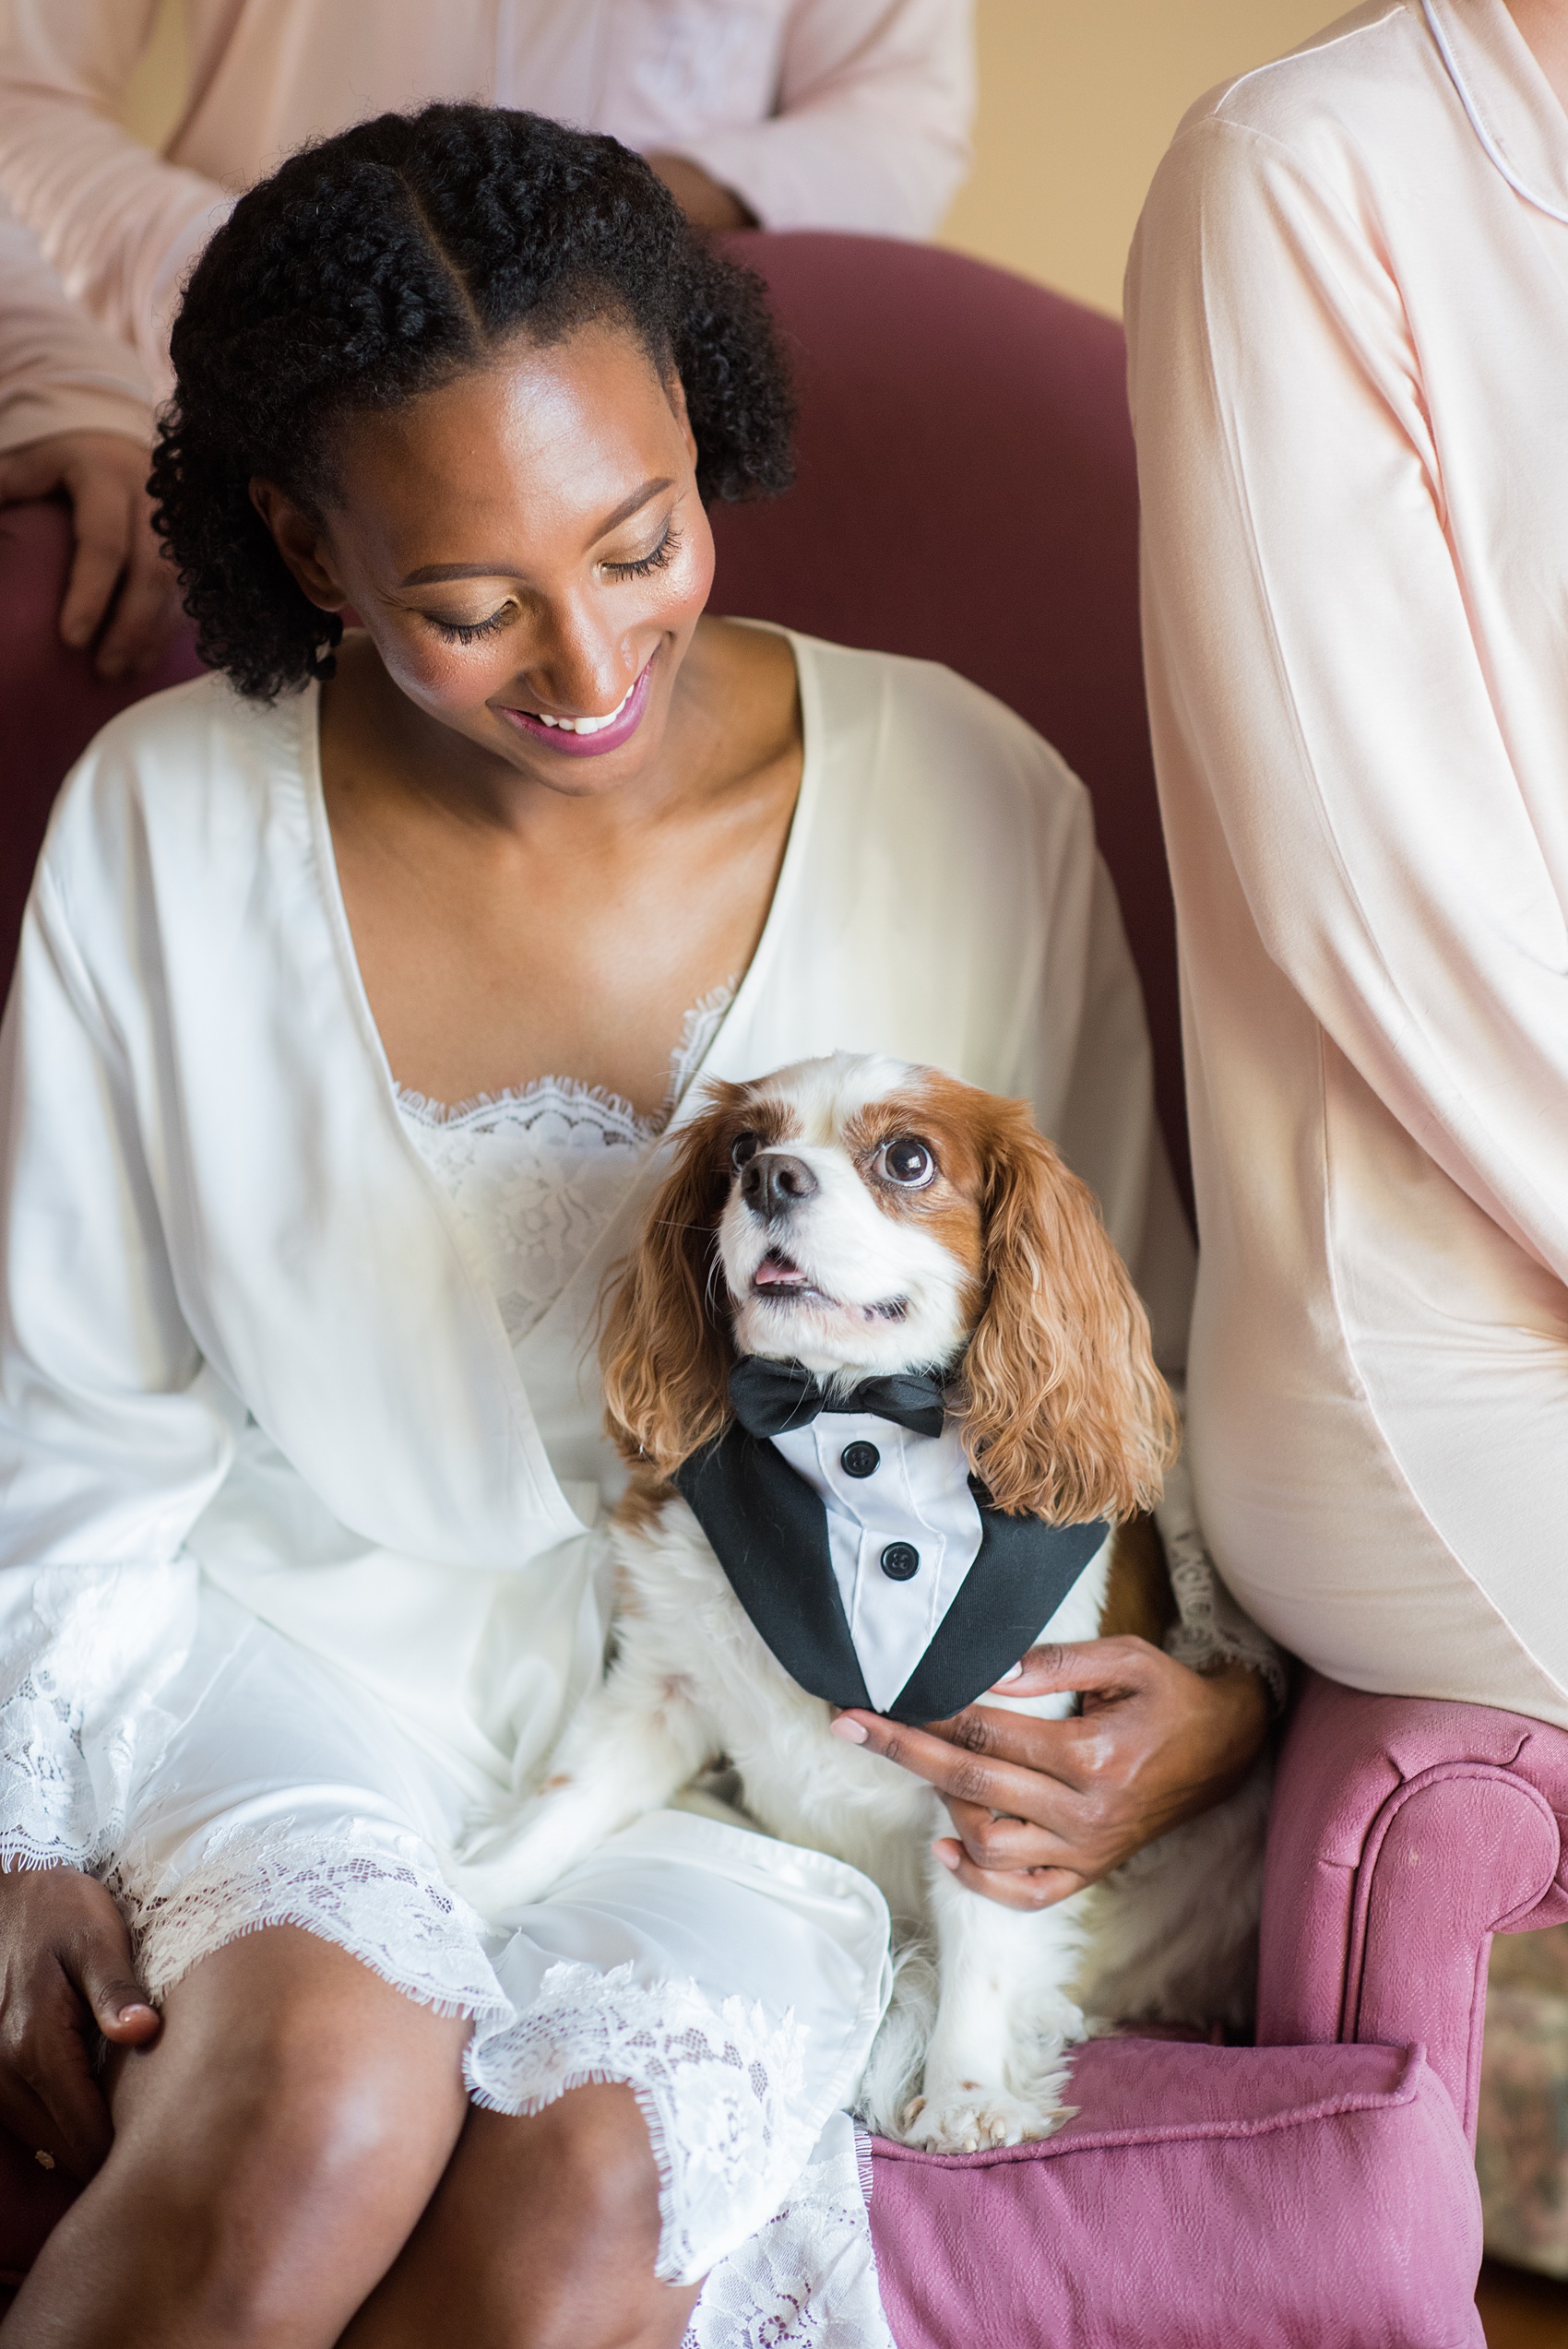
top-left (889, 1487), bottom-right (1108, 1723)
top-left (674, 1429), bottom-right (873, 1712)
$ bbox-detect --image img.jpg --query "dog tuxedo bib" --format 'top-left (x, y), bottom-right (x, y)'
top-left (672, 1358), bottom-right (1109, 1724)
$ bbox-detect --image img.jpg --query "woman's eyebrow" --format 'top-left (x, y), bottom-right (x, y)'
top-left (396, 479), bottom-right (676, 587)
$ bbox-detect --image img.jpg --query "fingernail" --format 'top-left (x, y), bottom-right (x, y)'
top-left (932, 1840), bottom-right (960, 1869)
top-left (830, 1716), bottom-right (868, 1745)
top-left (993, 1663), bottom-right (1024, 1686)
top-left (118, 2001), bottom-right (155, 2023)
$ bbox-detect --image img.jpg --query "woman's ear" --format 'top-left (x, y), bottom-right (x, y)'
top-left (600, 1083), bottom-right (746, 1477)
top-left (956, 1101), bottom-right (1178, 1524)
top-left (248, 476), bottom-right (350, 612)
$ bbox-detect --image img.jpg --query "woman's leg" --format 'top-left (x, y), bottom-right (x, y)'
top-left (2, 1924), bottom-right (471, 2349)
top-left (341, 2085), bottom-right (700, 2349)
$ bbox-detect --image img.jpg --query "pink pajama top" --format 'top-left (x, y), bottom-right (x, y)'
top-left (1128, 0), bottom-right (1568, 1726)
top-left (0, 0), bottom-right (972, 397)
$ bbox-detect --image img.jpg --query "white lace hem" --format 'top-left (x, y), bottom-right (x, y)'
top-left (466, 1959), bottom-right (821, 2285)
top-left (685, 2112), bottom-right (896, 2349)
top-left (111, 1821), bottom-right (510, 2023)
top-left (0, 1560), bottom-right (205, 1877)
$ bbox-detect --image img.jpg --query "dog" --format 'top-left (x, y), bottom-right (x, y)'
top-left (460, 1051), bottom-right (1268, 2152)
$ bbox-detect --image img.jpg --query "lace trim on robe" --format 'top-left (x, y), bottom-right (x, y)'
top-left (466, 1957), bottom-right (825, 2288)
top-left (110, 1820), bottom-right (511, 2024)
top-left (397, 983), bottom-right (735, 1344)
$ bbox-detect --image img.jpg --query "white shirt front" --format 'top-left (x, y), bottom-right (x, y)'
top-left (1127, 0), bottom-right (1568, 1726)
top-left (772, 1414), bottom-right (985, 1714)
top-left (0, 628), bottom-right (1190, 1868)
top-left (0, 0), bottom-right (974, 394)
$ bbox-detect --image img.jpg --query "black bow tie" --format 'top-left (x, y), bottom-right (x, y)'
top-left (728, 1357), bottom-right (947, 1441)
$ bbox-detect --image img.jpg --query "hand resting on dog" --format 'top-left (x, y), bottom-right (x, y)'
top-left (834, 1636), bottom-right (1269, 1912)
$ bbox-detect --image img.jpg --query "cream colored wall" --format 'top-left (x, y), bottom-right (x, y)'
top-left (119, 0), bottom-right (1335, 318)
top-left (940, 0), bottom-right (1332, 315)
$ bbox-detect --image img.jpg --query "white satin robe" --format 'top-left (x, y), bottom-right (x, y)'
top-left (0, 629), bottom-right (1192, 1886)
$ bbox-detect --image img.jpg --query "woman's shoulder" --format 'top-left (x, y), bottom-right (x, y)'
top-left (42, 672), bottom-right (311, 890)
top-left (1155, 1), bottom-right (1447, 195)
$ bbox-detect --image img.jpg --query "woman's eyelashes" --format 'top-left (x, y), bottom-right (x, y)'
top-left (419, 523), bottom-right (683, 644)
top-left (604, 520), bottom-right (682, 580)
top-left (426, 604), bottom-right (516, 645)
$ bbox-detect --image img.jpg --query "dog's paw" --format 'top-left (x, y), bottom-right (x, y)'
top-left (894, 2084), bottom-right (1075, 2153)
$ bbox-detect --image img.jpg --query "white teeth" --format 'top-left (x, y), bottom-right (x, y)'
top-left (530, 676), bottom-right (636, 734)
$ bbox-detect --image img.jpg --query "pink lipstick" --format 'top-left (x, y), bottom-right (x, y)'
top-left (497, 658), bottom-right (653, 759)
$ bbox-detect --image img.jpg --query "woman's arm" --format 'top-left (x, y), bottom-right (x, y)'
top-left (0, 196), bottom-right (177, 673)
top-left (1127, 109), bottom-right (1568, 1294)
top-left (672, 0), bottom-right (974, 239)
top-left (0, 819), bottom-right (241, 2169)
top-left (0, 0), bottom-right (232, 387)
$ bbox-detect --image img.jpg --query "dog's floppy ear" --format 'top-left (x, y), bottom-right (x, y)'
top-left (956, 1100), bottom-right (1178, 1523)
top-left (600, 1080), bottom-right (747, 1478)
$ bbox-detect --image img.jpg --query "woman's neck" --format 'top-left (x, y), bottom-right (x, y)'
top-left (1505, 0), bottom-right (1568, 115)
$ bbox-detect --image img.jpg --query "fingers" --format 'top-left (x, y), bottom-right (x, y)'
top-left (93, 504), bottom-right (180, 679)
top-left (57, 457), bottom-right (138, 659)
top-left (66, 1898), bottom-right (158, 2044)
top-left (939, 1796), bottom-right (1084, 1875)
top-left (0, 1957), bottom-right (117, 2180)
top-left (987, 1636), bottom-right (1163, 1701)
top-left (835, 1708), bottom-right (1074, 1820)
top-left (0, 444), bottom-right (64, 505)
top-left (932, 1836), bottom-right (1087, 1912)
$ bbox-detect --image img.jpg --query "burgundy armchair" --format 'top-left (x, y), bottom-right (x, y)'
top-left (3, 231), bottom-right (1565, 2345)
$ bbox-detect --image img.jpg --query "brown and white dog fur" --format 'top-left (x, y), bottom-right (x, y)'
top-left (459, 1052), bottom-right (1268, 2152)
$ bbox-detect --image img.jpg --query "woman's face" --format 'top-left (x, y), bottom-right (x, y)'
top-left (256, 318), bottom-right (716, 796)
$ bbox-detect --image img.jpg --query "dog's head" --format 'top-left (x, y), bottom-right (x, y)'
top-left (601, 1051), bottom-right (1177, 1521)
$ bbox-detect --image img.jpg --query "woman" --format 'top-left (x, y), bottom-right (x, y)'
top-left (0, 106), bottom-right (1270, 2347)
top-left (1126, 0), bottom-right (1568, 1726)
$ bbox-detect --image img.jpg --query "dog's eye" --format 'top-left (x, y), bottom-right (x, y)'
top-left (881, 1136), bottom-right (936, 1188)
top-left (731, 1132), bottom-right (761, 1171)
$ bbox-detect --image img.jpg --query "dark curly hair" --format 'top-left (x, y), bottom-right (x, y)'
top-left (150, 104), bottom-right (794, 700)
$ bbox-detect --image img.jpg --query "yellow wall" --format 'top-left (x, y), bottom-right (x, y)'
top-left (939, 0), bottom-right (1331, 315)
top-left (121, 0), bottom-right (1335, 318)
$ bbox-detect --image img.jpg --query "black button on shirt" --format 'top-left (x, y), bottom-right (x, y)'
top-left (840, 1441), bottom-right (880, 1478)
top-left (880, 1542), bottom-right (920, 1581)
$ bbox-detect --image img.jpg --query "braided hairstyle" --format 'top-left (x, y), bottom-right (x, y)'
top-left (151, 104), bottom-right (794, 700)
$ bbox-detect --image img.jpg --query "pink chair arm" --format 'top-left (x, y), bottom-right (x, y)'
top-left (1258, 1669), bottom-right (1568, 2141)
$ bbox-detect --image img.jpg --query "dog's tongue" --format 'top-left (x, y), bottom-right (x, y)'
top-left (754, 1252), bottom-right (808, 1287)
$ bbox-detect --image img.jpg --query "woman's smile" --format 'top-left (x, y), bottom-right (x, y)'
top-left (496, 654), bottom-right (655, 757)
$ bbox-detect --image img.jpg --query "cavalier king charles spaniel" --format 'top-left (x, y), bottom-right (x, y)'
top-left (466, 1052), bottom-right (1267, 2152)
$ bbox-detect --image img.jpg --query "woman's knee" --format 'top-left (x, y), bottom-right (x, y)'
top-left (401, 2084), bottom-right (683, 2349)
top-left (102, 1928), bottom-right (469, 2333)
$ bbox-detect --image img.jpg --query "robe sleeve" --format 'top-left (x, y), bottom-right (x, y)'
top-left (0, 842), bottom-right (240, 1870)
top-left (677, 0), bottom-right (974, 238)
top-left (0, 0), bottom-right (232, 394)
top-left (0, 192), bottom-right (154, 455)
top-left (1127, 110), bottom-right (1568, 1296)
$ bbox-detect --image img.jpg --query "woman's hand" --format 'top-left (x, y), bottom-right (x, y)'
top-left (830, 1638), bottom-right (1270, 1911)
top-left (0, 429), bottom-right (180, 680)
top-left (0, 1863), bottom-right (160, 2179)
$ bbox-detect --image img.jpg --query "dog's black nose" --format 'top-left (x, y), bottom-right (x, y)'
top-left (742, 1152), bottom-right (819, 1217)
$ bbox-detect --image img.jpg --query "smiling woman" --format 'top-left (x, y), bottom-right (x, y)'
top-left (0, 102), bottom-right (1273, 2349)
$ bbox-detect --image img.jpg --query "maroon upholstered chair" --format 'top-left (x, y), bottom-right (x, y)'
top-left (0, 497), bottom-right (201, 982)
top-left (4, 231), bottom-right (1565, 2343)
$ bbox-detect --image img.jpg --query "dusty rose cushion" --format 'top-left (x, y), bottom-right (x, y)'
top-left (869, 2036), bottom-right (1483, 2349)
